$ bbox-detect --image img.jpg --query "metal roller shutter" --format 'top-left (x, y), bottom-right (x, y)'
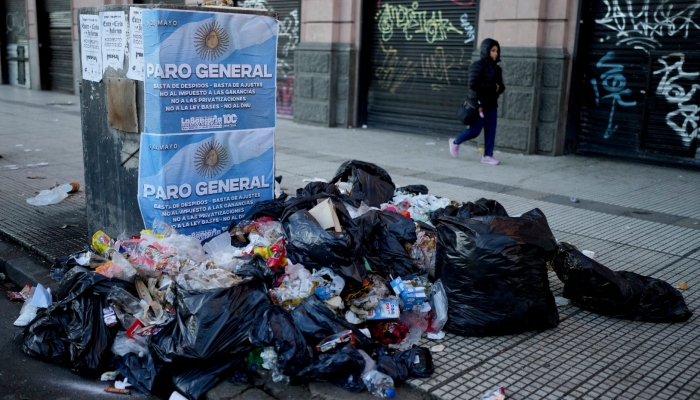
top-left (573, 0), bottom-right (700, 165)
top-left (363, 0), bottom-right (479, 135)
top-left (236, 0), bottom-right (300, 118)
top-left (37, 0), bottom-right (73, 93)
top-left (4, 0), bottom-right (27, 43)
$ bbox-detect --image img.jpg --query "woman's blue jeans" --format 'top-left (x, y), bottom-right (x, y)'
top-left (455, 108), bottom-right (497, 157)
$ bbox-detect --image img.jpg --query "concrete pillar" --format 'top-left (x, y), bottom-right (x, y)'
top-left (294, 0), bottom-right (360, 127)
top-left (476, 0), bottom-right (577, 156)
top-left (26, 0), bottom-right (39, 89)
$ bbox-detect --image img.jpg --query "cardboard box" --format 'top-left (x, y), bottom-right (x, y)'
top-left (366, 297), bottom-right (400, 320)
top-left (390, 277), bottom-right (406, 295)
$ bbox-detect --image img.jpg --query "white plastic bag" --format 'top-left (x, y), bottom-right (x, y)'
top-left (26, 185), bottom-right (69, 206)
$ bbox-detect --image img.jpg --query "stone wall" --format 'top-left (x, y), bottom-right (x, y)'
top-left (485, 47), bottom-right (568, 155)
top-left (294, 42), bottom-right (356, 127)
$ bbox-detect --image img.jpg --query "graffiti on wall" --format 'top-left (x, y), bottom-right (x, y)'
top-left (376, 1), bottom-right (464, 44)
top-left (6, 12), bottom-right (27, 43)
top-left (595, 0), bottom-right (700, 53)
top-left (277, 9), bottom-right (300, 78)
top-left (459, 13), bottom-right (475, 44)
top-left (376, 41), bottom-right (417, 93)
top-left (653, 53), bottom-right (700, 144)
top-left (590, 51), bottom-right (637, 139)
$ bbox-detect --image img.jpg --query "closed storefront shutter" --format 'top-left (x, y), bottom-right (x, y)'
top-left (362, 0), bottom-right (479, 135)
top-left (46, 0), bottom-right (73, 93)
top-left (573, 0), bottom-right (700, 165)
top-left (236, 0), bottom-right (300, 118)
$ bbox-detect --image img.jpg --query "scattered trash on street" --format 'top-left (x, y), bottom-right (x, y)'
top-left (12, 160), bottom-right (692, 399)
top-left (26, 181), bottom-right (80, 206)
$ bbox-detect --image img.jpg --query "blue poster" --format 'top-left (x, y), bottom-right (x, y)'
top-left (138, 9), bottom-right (277, 241)
top-left (142, 9), bottom-right (277, 133)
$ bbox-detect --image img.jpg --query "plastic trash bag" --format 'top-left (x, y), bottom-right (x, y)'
top-left (355, 210), bottom-right (421, 277)
top-left (171, 357), bottom-right (242, 400)
top-left (435, 208), bottom-right (559, 336)
top-left (329, 160), bottom-right (396, 208)
top-left (375, 347), bottom-right (410, 383)
top-left (282, 194), bottom-right (366, 286)
top-left (295, 343), bottom-right (366, 393)
top-left (115, 348), bottom-right (163, 395)
top-left (19, 267), bottom-right (133, 374)
top-left (26, 184), bottom-right (71, 205)
top-left (249, 305), bottom-right (313, 377)
top-left (291, 294), bottom-right (374, 351)
top-left (395, 185), bottom-right (429, 195)
top-left (552, 242), bottom-right (692, 322)
top-left (158, 280), bottom-right (271, 361)
top-left (50, 247), bottom-right (91, 282)
top-left (394, 346), bottom-right (434, 378)
top-left (227, 196), bottom-right (289, 233)
top-left (296, 181), bottom-right (343, 198)
top-left (430, 198), bottom-right (508, 224)
top-left (426, 279), bottom-right (448, 333)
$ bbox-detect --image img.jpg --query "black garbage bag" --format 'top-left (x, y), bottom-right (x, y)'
top-left (115, 349), bottom-right (165, 395)
top-left (19, 267), bottom-right (133, 375)
top-left (435, 208), bottom-right (559, 336)
top-left (50, 247), bottom-right (92, 282)
top-left (227, 195), bottom-right (289, 232)
top-left (430, 198), bottom-right (507, 224)
top-left (171, 356), bottom-right (243, 400)
top-left (282, 194), bottom-right (365, 286)
top-left (233, 254), bottom-right (278, 286)
top-left (291, 294), bottom-right (374, 351)
top-left (296, 181), bottom-right (343, 198)
top-left (375, 347), bottom-right (409, 383)
top-left (329, 160), bottom-right (395, 208)
top-left (155, 280), bottom-right (270, 361)
top-left (393, 346), bottom-right (434, 378)
top-left (295, 343), bottom-right (366, 393)
top-left (552, 242), bottom-right (693, 322)
top-left (395, 184), bottom-right (429, 195)
top-left (249, 305), bottom-right (313, 377)
top-left (355, 210), bottom-right (421, 277)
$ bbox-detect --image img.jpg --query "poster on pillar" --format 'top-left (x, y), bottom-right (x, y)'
top-left (142, 9), bottom-right (278, 133)
top-left (138, 9), bottom-right (278, 241)
top-left (138, 129), bottom-right (275, 242)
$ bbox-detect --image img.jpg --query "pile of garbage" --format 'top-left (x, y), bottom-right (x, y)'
top-left (13, 160), bottom-right (692, 399)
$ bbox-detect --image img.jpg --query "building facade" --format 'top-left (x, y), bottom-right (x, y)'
top-left (2, 0), bottom-right (698, 166)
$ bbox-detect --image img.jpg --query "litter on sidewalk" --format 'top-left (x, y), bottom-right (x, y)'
top-left (12, 160), bottom-right (692, 399)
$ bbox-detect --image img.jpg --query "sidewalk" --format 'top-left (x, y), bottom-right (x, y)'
top-left (1, 84), bottom-right (699, 399)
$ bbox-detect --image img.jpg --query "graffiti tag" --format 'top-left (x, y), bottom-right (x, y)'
top-left (653, 53), bottom-right (700, 145)
top-left (459, 13), bottom-right (475, 44)
top-left (375, 41), bottom-right (417, 93)
top-left (590, 51), bottom-right (637, 139)
top-left (421, 47), bottom-right (454, 90)
top-left (376, 1), bottom-right (463, 44)
top-left (595, 0), bottom-right (700, 53)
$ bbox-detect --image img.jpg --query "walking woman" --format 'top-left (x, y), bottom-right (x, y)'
top-left (449, 38), bottom-right (505, 165)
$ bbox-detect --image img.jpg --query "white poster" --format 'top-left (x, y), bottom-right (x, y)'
top-left (100, 11), bottom-right (126, 72)
top-left (126, 7), bottom-right (144, 81)
top-left (79, 14), bottom-right (102, 82)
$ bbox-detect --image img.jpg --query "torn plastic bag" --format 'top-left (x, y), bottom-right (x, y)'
top-left (329, 160), bottom-right (396, 208)
top-left (282, 195), bottom-right (365, 286)
top-left (295, 343), bottom-right (366, 393)
top-left (19, 267), bottom-right (133, 374)
top-left (234, 254), bottom-right (278, 286)
top-left (171, 356), bottom-right (242, 400)
top-left (435, 208), bottom-right (559, 336)
top-left (552, 242), bottom-right (692, 322)
top-left (291, 294), bottom-right (374, 351)
top-left (158, 280), bottom-right (270, 361)
top-left (393, 346), bottom-right (434, 378)
top-left (249, 305), bottom-right (313, 377)
top-left (395, 185), bottom-right (429, 195)
top-left (355, 210), bottom-right (421, 277)
top-left (296, 181), bottom-right (343, 198)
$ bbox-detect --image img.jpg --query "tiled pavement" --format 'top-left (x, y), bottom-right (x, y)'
top-left (1, 85), bottom-right (699, 399)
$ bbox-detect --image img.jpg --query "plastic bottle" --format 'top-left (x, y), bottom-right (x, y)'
top-left (362, 370), bottom-right (396, 398)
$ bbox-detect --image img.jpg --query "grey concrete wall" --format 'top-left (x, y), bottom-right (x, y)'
top-left (491, 47), bottom-right (569, 155)
top-left (294, 42), bottom-right (356, 127)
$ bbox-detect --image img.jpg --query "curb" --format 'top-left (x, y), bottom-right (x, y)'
top-left (0, 237), bottom-right (59, 293)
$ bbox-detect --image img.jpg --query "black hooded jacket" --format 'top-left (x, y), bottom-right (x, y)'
top-left (466, 38), bottom-right (505, 111)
